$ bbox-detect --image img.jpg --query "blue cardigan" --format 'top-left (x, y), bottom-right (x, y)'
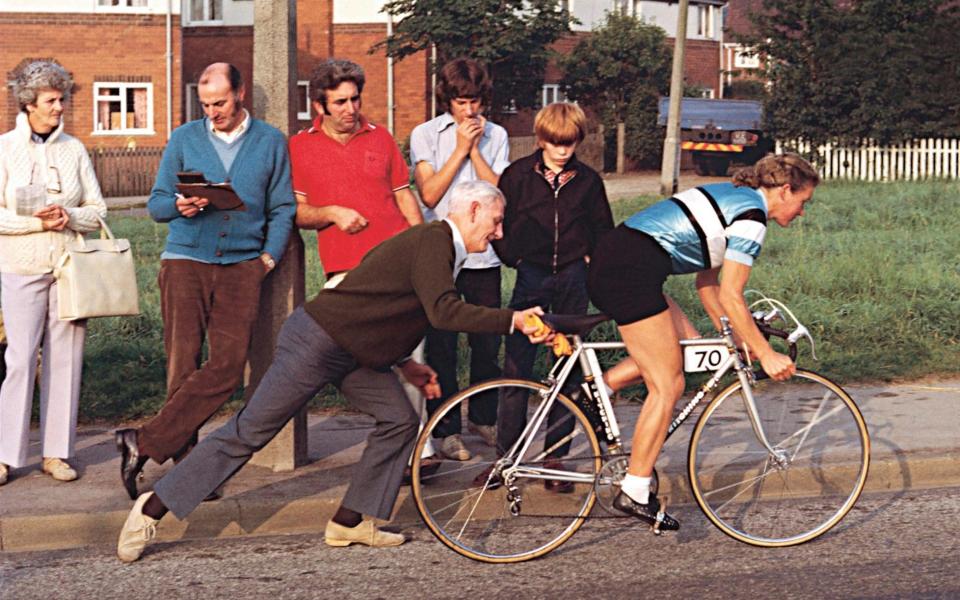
top-left (148, 118), bottom-right (296, 263)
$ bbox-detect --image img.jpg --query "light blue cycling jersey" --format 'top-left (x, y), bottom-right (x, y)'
top-left (624, 182), bottom-right (768, 274)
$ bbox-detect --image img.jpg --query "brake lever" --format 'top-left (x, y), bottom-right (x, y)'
top-left (787, 325), bottom-right (818, 361)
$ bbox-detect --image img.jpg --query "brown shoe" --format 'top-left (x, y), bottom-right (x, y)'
top-left (324, 519), bottom-right (405, 548)
top-left (42, 457), bottom-right (78, 482)
top-left (543, 460), bottom-right (574, 494)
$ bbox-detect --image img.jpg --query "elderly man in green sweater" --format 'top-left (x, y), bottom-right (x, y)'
top-left (117, 180), bottom-right (549, 562)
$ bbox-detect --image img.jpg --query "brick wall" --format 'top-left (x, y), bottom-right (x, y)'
top-left (0, 12), bottom-right (181, 148)
top-left (182, 25), bottom-right (253, 121)
top-left (678, 39), bottom-right (722, 96)
top-left (333, 23), bottom-right (429, 145)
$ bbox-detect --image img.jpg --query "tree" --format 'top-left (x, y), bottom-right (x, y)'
top-left (560, 13), bottom-right (671, 170)
top-left (374, 0), bottom-right (574, 117)
top-left (740, 0), bottom-right (960, 148)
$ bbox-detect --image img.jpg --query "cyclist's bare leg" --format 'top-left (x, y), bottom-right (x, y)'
top-left (603, 295), bottom-right (698, 392)
top-left (614, 309), bottom-right (685, 478)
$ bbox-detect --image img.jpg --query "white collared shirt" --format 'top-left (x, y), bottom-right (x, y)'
top-left (443, 217), bottom-right (469, 280)
top-left (209, 109), bottom-right (251, 144)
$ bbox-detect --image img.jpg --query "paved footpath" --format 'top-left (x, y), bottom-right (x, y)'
top-left (0, 377), bottom-right (957, 553)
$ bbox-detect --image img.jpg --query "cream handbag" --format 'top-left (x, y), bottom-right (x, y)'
top-left (53, 214), bottom-right (140, 321)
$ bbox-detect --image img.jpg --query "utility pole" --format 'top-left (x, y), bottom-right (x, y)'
top-left (660, 0), bottom-right (689, 196)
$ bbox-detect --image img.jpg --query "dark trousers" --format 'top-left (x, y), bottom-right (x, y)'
top-left (139, 258), bottom-right (265, 464)
top-left (497, 260), bottom-right (589, 455)
top-left (154, 307), bottom-right (418, 521)
top-left (425, 266), bottom-right (502, 438)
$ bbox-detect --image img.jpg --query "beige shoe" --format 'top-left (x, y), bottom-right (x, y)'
top-left (468, 423), bottom-right (497, 448)
top-left (117, 492), bottom-right (159, 563)
top-left (324, 519), bottom-right (405, 548)
top-left (41, 457), bottom-right (78, 482)
top-left (439, 434), bottom-right (471, 461)
top-left (0, 463), bottom-right (8, 486)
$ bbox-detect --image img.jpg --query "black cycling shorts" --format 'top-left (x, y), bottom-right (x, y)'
top-left (587, 224), bottom-right (672, 326)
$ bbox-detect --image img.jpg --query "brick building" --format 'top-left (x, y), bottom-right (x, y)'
top-left (0, 0), bottom-right (182, 148)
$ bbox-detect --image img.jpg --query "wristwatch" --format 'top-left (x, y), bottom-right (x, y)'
top-left (260, 254), bottom-right (276, 271)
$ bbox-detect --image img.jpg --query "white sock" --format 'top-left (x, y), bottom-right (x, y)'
top-left (604, 382), bottom-right (615, 398)
top-left (621, 474), bottom-right (652, 504)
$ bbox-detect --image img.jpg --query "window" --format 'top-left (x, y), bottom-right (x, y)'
top-left (557, 0), bottom-right (572, 12)
top-left (187, 0), bottom-right (223, 24)
top-left (631, 0), bottom-right (642, 18)
top-left (733, 46), bottom-right (761, 69)
top-left (541, 84), bottom-right (567, 108)
top-left (93, 82), bottom-right (153, 135)
top-left (185, 83), bottom-right (202, 121)
top-left (98, 0), bottom-right (148, 6)
top-left (297, 81), bottom-right (311, 121)
top-left (697, 4), bottom-right (717, 38)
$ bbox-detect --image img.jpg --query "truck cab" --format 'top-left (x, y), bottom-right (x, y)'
top-left (658, 97), bottom-right (773, 176)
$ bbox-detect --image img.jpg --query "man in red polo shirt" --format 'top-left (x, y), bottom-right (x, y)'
top-left (291, 58), bottom-right (422, 279)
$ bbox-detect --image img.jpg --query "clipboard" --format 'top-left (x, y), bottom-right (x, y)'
top-left (175, 183), bottom-right (245, 211)
top-left (175, 172), bottom-right (246, 211)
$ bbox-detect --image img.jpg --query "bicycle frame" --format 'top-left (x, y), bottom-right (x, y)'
top-left (498, 317), bottom-right (784, 486)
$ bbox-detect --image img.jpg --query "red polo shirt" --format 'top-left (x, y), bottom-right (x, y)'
top-left (290, 115), bottom-right (412, 274)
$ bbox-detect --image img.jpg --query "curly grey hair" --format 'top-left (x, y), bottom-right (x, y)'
top-left (12, 61), bottom-right (73, 111)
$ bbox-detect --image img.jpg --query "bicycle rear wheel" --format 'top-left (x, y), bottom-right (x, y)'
top-left (688, 369), bottom-right (869, 546)
top-left (412, 378), bottom-right (601, 563)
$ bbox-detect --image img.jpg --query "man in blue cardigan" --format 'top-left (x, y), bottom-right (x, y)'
top-left (115, 63), bottom-right (296, 500)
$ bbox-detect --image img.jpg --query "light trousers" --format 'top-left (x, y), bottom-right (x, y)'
top-left (0, 272), bottom-right (85, 467)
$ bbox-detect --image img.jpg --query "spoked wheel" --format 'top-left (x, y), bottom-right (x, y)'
top-left (412, 379), bottom-right (602, 563)
top-left (688, 370), bottom-right (870, 546)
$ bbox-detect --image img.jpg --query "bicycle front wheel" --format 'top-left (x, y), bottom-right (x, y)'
top-left (412, 378), bottom-right (602, 563)
top-left (688, 369), bottom-right (869, 546)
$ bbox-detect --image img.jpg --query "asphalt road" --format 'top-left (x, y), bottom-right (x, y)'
top-left (2, 486), bottom-right (958, 599)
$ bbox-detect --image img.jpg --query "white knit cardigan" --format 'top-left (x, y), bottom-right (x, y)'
top-left (0, 112), bottom-right (107, 275)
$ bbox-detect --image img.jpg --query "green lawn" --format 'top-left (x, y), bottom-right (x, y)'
top-left (78, 179), bottom-right (960, 422)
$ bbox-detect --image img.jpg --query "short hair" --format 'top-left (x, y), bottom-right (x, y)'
top-left (12, 61), bottom-right (73, 112)
top-left (310, 59), bottom-right (365, 110)
top-left (435, 58), bottom-right (492, 112)
top-left (447, 180), bottom-right (504, 215)
top-left (198, 63), bottom-right (243, 92)
top-left (732, 153), bottom-right (821, 191)
top-left (534, 102), bottom-right (586, 146)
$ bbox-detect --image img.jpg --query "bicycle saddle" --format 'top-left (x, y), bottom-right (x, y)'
top-left (541, 313), bottom-right (611, 337)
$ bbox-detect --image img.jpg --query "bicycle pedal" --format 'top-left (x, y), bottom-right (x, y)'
top-left (651, 498), bottom-right (668, 536)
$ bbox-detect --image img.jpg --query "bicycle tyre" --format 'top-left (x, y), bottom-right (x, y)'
top-left (688, 369), bottom-right (870, 546)
top-left (412, 378), bottom-right (602, 563)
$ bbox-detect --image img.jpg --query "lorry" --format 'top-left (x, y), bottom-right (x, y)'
top-left (657, 97), bottom-right (773, 176)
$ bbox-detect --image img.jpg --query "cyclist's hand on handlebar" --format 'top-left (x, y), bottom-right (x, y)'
top-left (515, 307), bottom-right (555, 344)
top-left (759, 350), bottom-right (796, 381)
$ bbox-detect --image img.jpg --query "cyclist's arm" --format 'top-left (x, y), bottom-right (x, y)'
top-left (695, 268), bottom-right (724, 331)
top-left (716, 259), bottom-right (795, 381)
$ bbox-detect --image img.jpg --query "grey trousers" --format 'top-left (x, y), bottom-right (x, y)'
top-left (154, 307), bottom-right (419, 521)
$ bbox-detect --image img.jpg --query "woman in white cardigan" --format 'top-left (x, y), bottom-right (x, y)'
top-left (0, 61), bottom-right (107, 485)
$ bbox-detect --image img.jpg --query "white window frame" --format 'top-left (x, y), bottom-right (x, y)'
top-left (92, 82), bottom-right (155, 136)
top-left (631, 0), bottom-right (642, 18)
top-left (557, 0), bottom-right (573, 12)
top-left (541, 84), bottom-right (566, 107)
top-left (697, 4), bottom-right (717, 38)
top-left (733, 46), bottom-right (761, 69)
top-left (699, 88), bottom-right (716, 99)
top-left (297, 80), bottom-right (311, 121)
top-left (185, 0), bottom-right (224, 25)
top-left (96, 0), bottom-right (150, 9)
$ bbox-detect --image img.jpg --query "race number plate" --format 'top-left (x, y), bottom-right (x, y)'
top-left (683, 344), bottom-right (730, 373)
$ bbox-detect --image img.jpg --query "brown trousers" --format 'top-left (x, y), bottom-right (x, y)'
top-left (138, 258), bottom-right (265, 463)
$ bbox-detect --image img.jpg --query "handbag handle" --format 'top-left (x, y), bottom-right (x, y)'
top-left (69, 213), bottom-right (121, 251)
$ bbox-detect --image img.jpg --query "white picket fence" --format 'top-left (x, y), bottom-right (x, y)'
top-left (776, 138), bottom-right (960, 181)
